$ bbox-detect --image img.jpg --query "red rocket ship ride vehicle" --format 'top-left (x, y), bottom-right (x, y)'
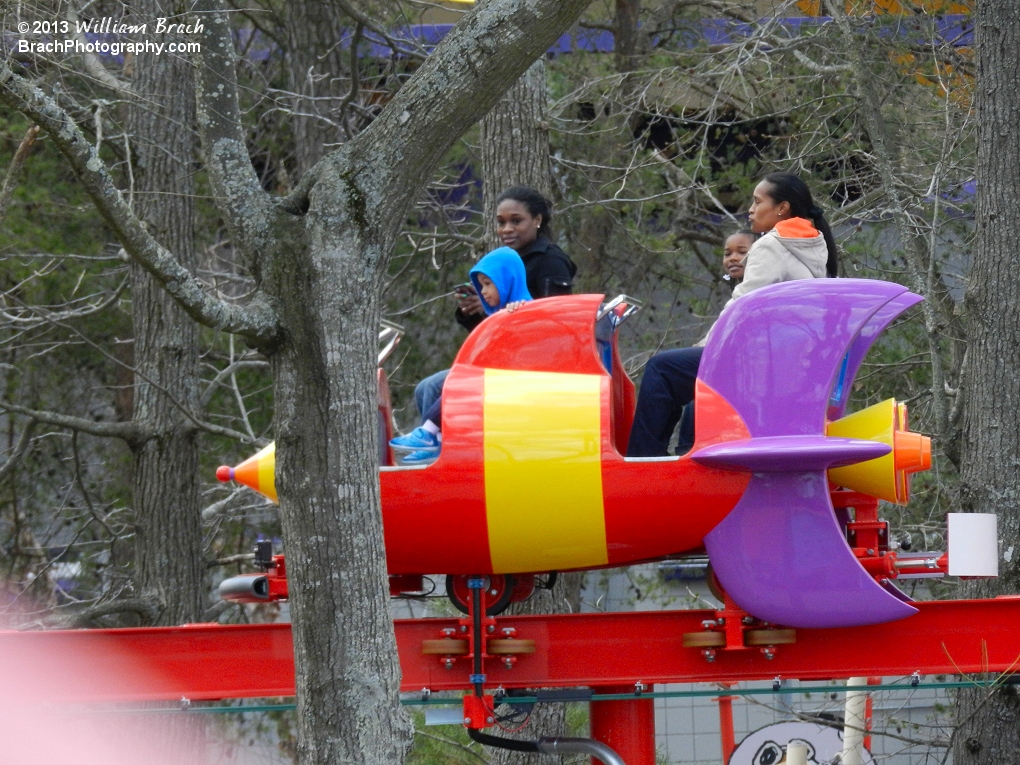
top-left (217, 279), bottom-right (997, 628)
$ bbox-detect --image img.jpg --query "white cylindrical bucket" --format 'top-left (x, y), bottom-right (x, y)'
top-left (947, 513), bottom-right (999, 578)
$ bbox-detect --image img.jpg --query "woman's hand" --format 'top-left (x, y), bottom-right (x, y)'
top-left (502, 300), bottom-right (528, 313)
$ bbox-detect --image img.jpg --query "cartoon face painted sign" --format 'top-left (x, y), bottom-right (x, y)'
top-left (728, 721), bottom-right (874, 765)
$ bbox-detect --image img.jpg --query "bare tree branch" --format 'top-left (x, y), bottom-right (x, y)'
top-left (61, 597), bottom-right (163, 628)
top-left (337, 23), bottom-right (364, 141)
top-left (824, 0), bottom-right (963, 457)
top-left (70, 430), bottom-right (118, 539)
top-left (0, 61), bottom-right (280, 344)
top-left (202, 599), bottom-right (238, 622)
top-left (327, 0), bottom-right (595, 242)
top-left (334, 0), bottom-right (428, 62)
top-left (200, 358), bottom-right (269, 407)
top-left (0, 275), bottom-right (129, 327)
top-left (0, 400), bottom-right (140, 440)
top-left (208, 552), bottom-right (255, 567)
top-left (0, 124), bottom-right (39, 222)
top-left (66, 3), bottom-right (134, 96)
top-left (193, 0), bottom-right (288, 262)
top-left (0, 418), bottom-right (37, 484)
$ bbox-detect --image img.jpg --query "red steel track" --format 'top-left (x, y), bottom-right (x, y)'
top-left (3, 598), bottom-right (1019, 703)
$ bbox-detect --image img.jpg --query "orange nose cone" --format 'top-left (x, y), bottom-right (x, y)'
top-left (894, 430), bottom-right (931, 474)
top-left (216, 465), bottom-right (233, 483)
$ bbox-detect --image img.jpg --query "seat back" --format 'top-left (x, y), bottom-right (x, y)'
top-left (595, 296), bottom-right (641, 453)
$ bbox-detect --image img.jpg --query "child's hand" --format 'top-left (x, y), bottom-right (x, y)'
top-left (503, 301), bottom-right (527, 313)
top-left (455, 283), bottom-right (484, 316)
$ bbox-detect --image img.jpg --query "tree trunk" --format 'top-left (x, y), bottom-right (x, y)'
top-left (953, 2), bottom-right (1020, 762)
top-left (126, 0), bottom-right (204, 627)
top-left (284, 1), bottom-right (351, 175)
top-left (480, 58), bottom-right (553, 249)
top-left (614, 0), bottom-right (641, 73)
top-left (270, 191), bottom-right (413, 765)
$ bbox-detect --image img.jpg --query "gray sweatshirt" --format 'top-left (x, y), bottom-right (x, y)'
top-left (723, 228), bottom-right (828, 312)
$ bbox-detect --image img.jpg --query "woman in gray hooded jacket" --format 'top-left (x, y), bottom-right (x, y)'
top-left (626, 173), bottom-right (839, 458)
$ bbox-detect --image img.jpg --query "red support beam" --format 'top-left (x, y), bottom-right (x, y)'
top-left (716, 683), bottom-right (737, 763)
top-left (0, 622), bottom-right (295, 703)
top-left (590, 686), bottom-right (656, 765)
top-left (2, 599), bottom-right (1019, 703)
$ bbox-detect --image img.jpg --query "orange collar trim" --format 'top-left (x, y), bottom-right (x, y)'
top-left (774, 217), bottom-right (819, 238)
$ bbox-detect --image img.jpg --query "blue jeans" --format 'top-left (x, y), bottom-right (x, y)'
top-left (415, 369), bottom-right (449, 424)
top-left (626, 347), bottom-right (703, 457)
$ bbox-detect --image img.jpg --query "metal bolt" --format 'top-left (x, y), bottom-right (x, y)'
top-left (443, 658), bottom-right (455, 670)
top-left (487, 625), bottom-right (495, 633)
top-left (761, 647), bottom-right (775, 660)
top-left (464, 717), bottom-right (472, 725)
top-left (421, 688), bottom-right (431, 702)
top-left (867, 549), bottom-right (875, 555)
top-left (460, 625), bottom-right (468, 633)
top-left (716, 617), bottom-right (725, 626)
top-left (442, 628), bottom-right (456, 636)
top-left (486, 717), bottom-right (494, 724)
top-left (504, 658), bottom-right (515, 669)
top-left (742, 616), bottom-right (755, 625)
top-left (501, 627), bottom-right (516, 636)
top-left (702, 649), bottom-right (716, 663)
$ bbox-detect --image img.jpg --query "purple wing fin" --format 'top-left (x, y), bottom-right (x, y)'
top-left (695, 279), bottom-right (920, 628)
top-left (692, 435), bottom-right (889, 472)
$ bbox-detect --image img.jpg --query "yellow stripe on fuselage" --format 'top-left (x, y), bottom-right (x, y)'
top-left (483, 369), bottom-right (607, 573)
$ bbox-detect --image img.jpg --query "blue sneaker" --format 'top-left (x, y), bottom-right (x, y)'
top-left (401, 448), bottom-right (440, 465)
top-left (390, 427), bottom-right (440, 452)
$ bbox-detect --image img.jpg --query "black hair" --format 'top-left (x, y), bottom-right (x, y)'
top-left (761, 172), bottom-right (839, 277)
top-left (495, 185), bottom-right (553, 235)
top-left (727, 228), bottom-right (757, 241)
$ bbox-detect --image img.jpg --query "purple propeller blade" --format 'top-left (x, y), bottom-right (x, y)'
top-left (705, 472), bottom-right (918, 628)
top-left (827, 292), bottom-right (923, 420)
top-left (700, 279), bottom-right (911, 438)
top-left (698, 279), bottom-right (922, 628)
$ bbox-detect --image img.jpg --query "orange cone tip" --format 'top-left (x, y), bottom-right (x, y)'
top-left (894, 430), bottom-right (931, 473)
top-left (216, 443), bottom-right (278, 502)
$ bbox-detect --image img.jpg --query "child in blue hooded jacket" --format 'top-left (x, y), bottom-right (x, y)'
top-left (390, 247), bottom-right (532, 463)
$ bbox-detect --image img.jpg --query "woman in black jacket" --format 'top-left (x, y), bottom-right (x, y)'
top-left (414, 187), bottom-right (578, 422)
top-left (455, 185), bottom-right (576, 331)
